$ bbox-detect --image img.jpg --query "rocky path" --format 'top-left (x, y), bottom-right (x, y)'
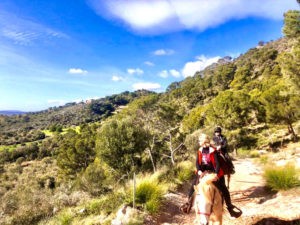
top-left (153, 155), bottom-right (300, 225)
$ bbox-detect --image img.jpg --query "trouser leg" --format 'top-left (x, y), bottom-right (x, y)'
top-left (188, 174), bottom-right (199, 198)
top-left (214, 176), bottom-right (242, 218)
top-left (213, 176), bottom-right (232, 208)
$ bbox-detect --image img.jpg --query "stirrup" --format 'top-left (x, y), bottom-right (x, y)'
top-left (228, 205), bottom-right (242, 218)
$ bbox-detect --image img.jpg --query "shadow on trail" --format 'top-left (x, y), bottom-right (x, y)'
top-left (155, 199), bottom-right (182, 224)
top-left (231, 186), bottom-right (277, 204)
top-left (253, 217), bottom-right (300, 225)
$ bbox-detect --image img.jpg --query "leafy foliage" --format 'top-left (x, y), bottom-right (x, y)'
top-left (282, 10), bottom-right (300, 39)
top-left (205, 90), bottom-right (253, 129)
top-left (57, 126), bottom-right (96, 177)
top-left (96, 117), bottom-right (148, 175)
top-left (264, 164), bottom-right (300, 191)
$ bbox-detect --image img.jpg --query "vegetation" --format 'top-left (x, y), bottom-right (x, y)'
top-left (264, 164), bottom-right (300, 191)
top-left (0, 11), bottom-right (300, 224)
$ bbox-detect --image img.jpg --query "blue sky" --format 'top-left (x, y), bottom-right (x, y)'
top-left (0, 0), bottom-right (298, 111)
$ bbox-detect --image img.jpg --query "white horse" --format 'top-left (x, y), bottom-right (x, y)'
top-left (194, 173), bottom-right (223, 225)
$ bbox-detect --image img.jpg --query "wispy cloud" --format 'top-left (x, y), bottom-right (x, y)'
top-left (159, 69), bottom-right (181, 78)
top-left (144, 61), bottom-right (155, 66)
top-left (68, 68), bottom-right (88, 75)
top-left (88, 0), bottom-right (298, 34)
top-left (132, 82), bottom-right (161, 90)
top-left (0, 10), bottom-right (68, 45)
top-left (112, 75), bottom-right (125, 81)
top-left (47, 99), bottom-right (67, 106)
top-left (153, 49), bottom-right (175, 56)
top-left (182, 55), bottom-right (220, 78)
top-left (127, 68), bottom-right (144, 75)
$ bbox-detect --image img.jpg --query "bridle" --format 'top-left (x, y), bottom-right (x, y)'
top-left (196, 185), bottom-right (217, 217)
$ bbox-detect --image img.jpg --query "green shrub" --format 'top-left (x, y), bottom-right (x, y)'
top-left (176, 161), bottom-right (194, 183)
top-left (249, 150), bottom-right (260, 158)
top-left (259, 155), bottom-right (269, 165)
top-left (264, 164), bottom-right (300, 191)
top-left (56, 210), bottom-right (74, 225)
top-left (237, 148), bottom-right (250, 158)
top-left (134, 179), bottom-right (165, 214)
top-left (86, 191), bottom-right (126, 215)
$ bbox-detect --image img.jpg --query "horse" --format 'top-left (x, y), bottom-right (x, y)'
top-left (194, 173), bottom-right (223, 225)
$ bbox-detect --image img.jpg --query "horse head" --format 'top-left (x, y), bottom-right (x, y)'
top-left (194, 173), bottom-right (222, 225)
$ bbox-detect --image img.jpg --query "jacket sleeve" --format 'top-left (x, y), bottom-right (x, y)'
top-left (221, 136), bottom-right (228, 153)
top-left (196, 151), bottom-right (202, 171)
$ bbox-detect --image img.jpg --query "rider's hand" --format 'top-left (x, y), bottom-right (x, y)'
top-left (212, 174), bottom-right (219, 181)
top-left (198, 170), bottom-right (207, 178)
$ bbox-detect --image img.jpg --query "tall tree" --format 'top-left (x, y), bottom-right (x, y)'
top-left (282, 10), bottom-right (300, 39)
top-left (205, 90), bottom-right (253, 130)
top-left (57, 127), bottom-right (96, 177)
top-left (96, 117), bottom-right (148, 176)
top-left (261, 81), bottom-right (300, 140)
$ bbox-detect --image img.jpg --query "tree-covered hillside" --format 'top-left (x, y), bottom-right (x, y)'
top-left (0, 10), bottom-right (299, 225)
top-left (0, 90), bottom-right (153, 146)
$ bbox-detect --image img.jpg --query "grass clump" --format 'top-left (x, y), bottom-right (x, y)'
top-left (259, 155), bottom-right (269, 165)
top-left (56, 210), bottom-right (74, 225)
top-left (132, 174), bottom-right (167, 214)
top-left (264, 164), bottom-right (300, 191)
top-left (85, 191), bottom-right (126, 215)
top-left (249, 150), bottom-right (260, 158)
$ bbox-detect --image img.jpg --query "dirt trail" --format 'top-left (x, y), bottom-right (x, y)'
top-left (153, 155), bottom-right (300, 225)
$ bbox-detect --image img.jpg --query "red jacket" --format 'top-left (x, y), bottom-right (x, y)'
top-left (197, 146), bottom-right (224, 178)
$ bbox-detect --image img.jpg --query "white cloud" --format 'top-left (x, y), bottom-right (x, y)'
top-left (182, 55), bottom-right (220, 78)
top-left (159, 69), bottom-right (181, 78)
top-left (159, 70), bottom-right (169, 78)
top-left (127, 68), bottom-right (144, 75)
top-left (68, 68), bottom-right (88, 75)
top-left (169, 69), bottom-right (181, 78)
top-left (112, 75), bottom-right (124, 81)
top-left (47, 99), bottom-right (66, 106)
top-left (132, 82), bottom-right (161, 90)
top-left (0, 10), bottom-right (68, 45)
top-left (89, 0), bottom-right (298, 34)
top-left (153, 49), bottom-right (175, 56)
top-left (144, 61), bottom-right (155, 66)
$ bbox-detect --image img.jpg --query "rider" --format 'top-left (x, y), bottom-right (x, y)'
top-left (213, 126), bottom-right (235, 174)
top-left (186, 133), bottom-right (241, 218)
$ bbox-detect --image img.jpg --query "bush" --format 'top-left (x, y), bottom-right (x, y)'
top-left (56, 210), bottom-right (74, 225)
top-left (249, 150), bottom-right (260, 158)
top-left (133, 178), bottom-right (166, 214)
top-left (76, 158), bottom-right (111, 196)
top-left (264, 164), bottom-right (300, 191)
top-left (176, 161), bottom-right (194, 183)
top-left (85, 191), bottom-right (127, 215)
top-left (259, 155), bottom-right (269, 165)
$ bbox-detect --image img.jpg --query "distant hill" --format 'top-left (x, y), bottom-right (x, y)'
top-left (0, 110), bottom-right (27, 115)
top-left (0, 90), bottom-right (154, 145)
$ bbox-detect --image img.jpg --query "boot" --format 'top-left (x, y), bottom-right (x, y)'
top-left (227, 205), bottom-right (242, 218)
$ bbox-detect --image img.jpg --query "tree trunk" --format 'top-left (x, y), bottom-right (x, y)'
top-left (148, 139), bottom-right (156, 173)
top-left (288, 123), bottom-right (297, 141)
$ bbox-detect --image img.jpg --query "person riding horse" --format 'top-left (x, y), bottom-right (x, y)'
top-left (184, 133), bottom-right (242, 218)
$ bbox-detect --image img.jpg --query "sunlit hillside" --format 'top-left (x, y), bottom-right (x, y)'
top-left (0, 10), bottom-right (299, 225)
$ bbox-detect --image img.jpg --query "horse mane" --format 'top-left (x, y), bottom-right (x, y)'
top-left (194, 173), bottom-right (223, 225)
top-left (196, 173), bottom-right (221, 205)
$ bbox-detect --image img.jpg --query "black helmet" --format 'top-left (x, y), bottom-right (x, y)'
top-left (214, 126), bottom-right (222, 133)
